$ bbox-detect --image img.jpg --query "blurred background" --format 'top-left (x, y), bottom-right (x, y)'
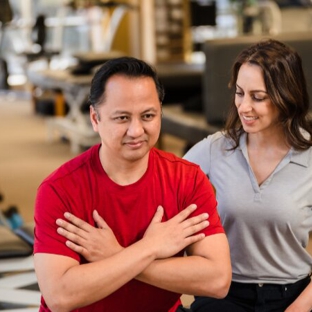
top-left (0, 0), bottom-right (311, 87)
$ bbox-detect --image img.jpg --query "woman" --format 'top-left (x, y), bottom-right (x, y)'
top-left (184, 39), bottom-right (312, 312)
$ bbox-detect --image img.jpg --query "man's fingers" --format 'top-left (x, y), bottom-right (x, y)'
top-left (93, 210), bottom-right (108, 229)
top-left (56, 226), bottom-right (84, 244)
top-left (64, 212), bottom-right (91, 232)
top-left (56, 217), bottom-right (88, 241)
top-left (65, 240), bottom-right (85, 254)
top-left (184, 220), bottom-right (209, 238)
top-left (185, 212), bottom-right (209, 227)
top-left (185, 232), bottom-right (206, 245)
top-left (150, 206), bottom-right (164, 224)
top-left (173, 204), bottom-right (198, 222)
top-left (180, 212), bottom-right (209, 238)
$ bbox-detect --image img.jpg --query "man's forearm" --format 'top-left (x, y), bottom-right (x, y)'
top-left (136, 234), bottom-right (231, 299)
top-left (136, 255), bottom-right (229, 298)
top-left (35, 238), bottom-right (158, 312)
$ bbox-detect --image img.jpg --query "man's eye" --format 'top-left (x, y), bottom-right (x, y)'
top-left (115, 116), bottom-right (128, 121)
top-left (142, 114), bottom-right (155, 120)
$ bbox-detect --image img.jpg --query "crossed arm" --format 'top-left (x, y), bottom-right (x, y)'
top-left (34, 205), bottom-right (231, 312)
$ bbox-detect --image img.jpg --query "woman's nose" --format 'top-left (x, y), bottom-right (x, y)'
top-left (237, 96), bottom-right (252, 112)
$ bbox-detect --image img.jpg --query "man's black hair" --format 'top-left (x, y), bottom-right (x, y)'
top-left (88, 56), bottom-right (165, 108)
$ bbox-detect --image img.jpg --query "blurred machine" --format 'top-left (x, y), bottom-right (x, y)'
top-left (189, 0), bottom-right (217, 51)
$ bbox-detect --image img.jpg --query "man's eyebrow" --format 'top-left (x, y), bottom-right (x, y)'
top-left (112, 108), bottom-right (158, 115)
top-left (112, 110), bottom-right (129, 115)
top-left (142, 108), bottom-right (158, 113)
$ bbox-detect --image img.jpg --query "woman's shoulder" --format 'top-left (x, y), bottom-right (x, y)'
top-left (183, 131), bottom-right (229, 166)
top-left (208, 131), bottom-right (227, 144)
top-left (201, 130), bottom-right (233, 150)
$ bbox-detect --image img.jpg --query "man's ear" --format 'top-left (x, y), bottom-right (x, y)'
top-left (90, 105), bottom-right (99, 131)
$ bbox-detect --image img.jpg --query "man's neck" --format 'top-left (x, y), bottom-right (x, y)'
top-left (99, 151), bottom-right (150, 186)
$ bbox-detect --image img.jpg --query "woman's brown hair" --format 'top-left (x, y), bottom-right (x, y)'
top-left (225, 39), bottom-right (312, 150)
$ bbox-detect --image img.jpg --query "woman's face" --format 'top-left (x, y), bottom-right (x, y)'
top-left (235, 62), bottom-right (280, 136)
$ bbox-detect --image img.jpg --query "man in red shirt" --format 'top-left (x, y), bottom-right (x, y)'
top-left (34, 56), bottom-right (231, 312)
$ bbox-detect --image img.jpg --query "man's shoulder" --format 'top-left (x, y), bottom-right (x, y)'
top-left (151, 148), bottom-right (204, 181)
top-left (152, 148), bottom-right (199, 168)
top-left (42, 144), bottom-right (99, 184)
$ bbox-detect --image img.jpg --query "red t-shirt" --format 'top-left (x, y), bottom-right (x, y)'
top-left (34, 145), bottom-right (224, 312)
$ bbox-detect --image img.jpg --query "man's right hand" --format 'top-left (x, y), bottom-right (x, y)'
top-left (56, 210), bottom-right (123, 262)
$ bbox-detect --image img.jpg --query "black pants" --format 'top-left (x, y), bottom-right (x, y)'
top-left (176, 306), bottom-right (192, 312)
top-left (191, 276), bottom-right (311, 312)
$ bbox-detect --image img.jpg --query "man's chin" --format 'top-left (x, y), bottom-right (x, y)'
top-left (122, 148), bottom-right (149, 161)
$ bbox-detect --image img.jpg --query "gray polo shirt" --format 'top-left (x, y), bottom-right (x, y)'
top-left (184, 131), bottom-right (312, 284)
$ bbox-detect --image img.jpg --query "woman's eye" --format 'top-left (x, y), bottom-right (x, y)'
top-left (252, 95), bottom-right (265, 102)
top-left (235, 91), bottom-right (243, 97)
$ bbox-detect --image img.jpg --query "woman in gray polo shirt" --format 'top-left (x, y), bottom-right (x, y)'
top-left (184, 39), bottom-right (312, 312)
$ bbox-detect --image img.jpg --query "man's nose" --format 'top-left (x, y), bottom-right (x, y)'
top-left (127, 118), bottom-right (144, 137)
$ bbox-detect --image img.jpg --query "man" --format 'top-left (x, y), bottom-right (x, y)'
top-left (34, 57), bottom-right (231, 312)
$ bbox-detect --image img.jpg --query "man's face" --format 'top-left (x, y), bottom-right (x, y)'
top-left (90, 74), bottom-right (162, 164)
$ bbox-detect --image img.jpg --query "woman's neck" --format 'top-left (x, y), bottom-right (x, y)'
top-left (247, 127), bottom-right (289, 151)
